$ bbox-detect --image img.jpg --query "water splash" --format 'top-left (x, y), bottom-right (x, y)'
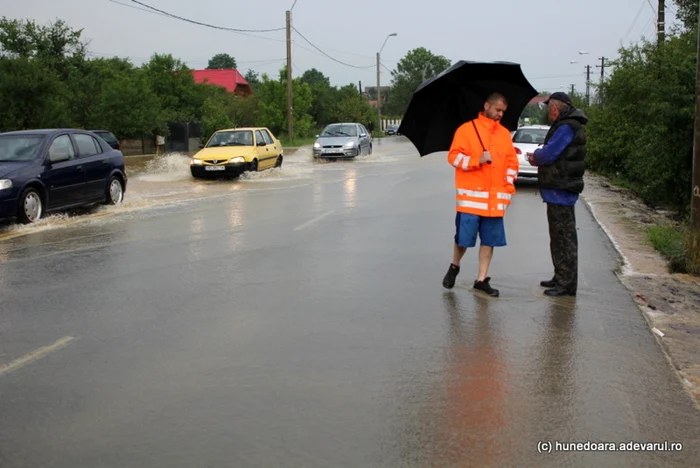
top-left (134, 153), bottom-right (192, 182)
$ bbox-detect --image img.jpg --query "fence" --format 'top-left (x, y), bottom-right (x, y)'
top-left (380, 119), bottom-right (401, 132)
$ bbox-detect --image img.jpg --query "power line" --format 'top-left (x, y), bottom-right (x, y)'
top-left (129, 0), bottom-right (285, 32)
top-left (622, 0), bottom-right (649, 44)
top-left (109, 0), bottom-right (287, 43)
top-left (108, 0), bottom-right (169, 17)
top-left (292, 26), bottom-right (374, 70)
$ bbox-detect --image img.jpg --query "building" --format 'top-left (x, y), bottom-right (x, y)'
top-left (191, 69), bottom-right (252, 97)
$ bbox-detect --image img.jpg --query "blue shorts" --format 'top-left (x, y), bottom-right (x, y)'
top-left (454, 212), bottom-right (506, 248)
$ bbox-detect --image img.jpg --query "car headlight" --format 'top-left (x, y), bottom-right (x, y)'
top-left (313, 142), bottom-right (321, 149)
top-left (344, 141), bottom-right (356, 148)
top-left (0, 180), bottom-right (12, 190)
top-left (229, 157), bottom-right (245, 164)
top-left (191, 158), bottom-right (203, 166)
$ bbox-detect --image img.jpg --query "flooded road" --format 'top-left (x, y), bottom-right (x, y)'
top-left (1, 137), bottom-right (699, 467)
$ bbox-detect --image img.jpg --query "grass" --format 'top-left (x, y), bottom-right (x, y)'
top-left (646, 224), bottom-right (700, 275)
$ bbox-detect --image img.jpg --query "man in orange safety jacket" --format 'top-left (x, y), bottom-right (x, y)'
top-left (441, 93), bottom-right (519, 297)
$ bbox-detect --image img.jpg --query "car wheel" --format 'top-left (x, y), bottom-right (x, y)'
top-left (369, 143), bottom-right (373, 155)
top-left (105, 176), bottom-right (124, 205)
top-left (275, 155), bottom-right (283, 168)
top-left (17, 187), bottom-right (43, 224)
top-left (249, 159), bottom-right (258, 172)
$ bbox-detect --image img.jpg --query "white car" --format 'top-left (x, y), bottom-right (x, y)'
top-left (511, 125), bottom-right (550, 178)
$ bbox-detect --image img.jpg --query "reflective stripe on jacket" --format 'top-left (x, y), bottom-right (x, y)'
top-left (447, 113), bottom-right (519, 217)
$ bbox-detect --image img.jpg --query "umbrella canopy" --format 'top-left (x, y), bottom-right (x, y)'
top-left (397, 61), bottom-right (539, 156)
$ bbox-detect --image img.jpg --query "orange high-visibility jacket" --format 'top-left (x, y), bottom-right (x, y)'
top-left (447, 113), bottom-right (519, 217)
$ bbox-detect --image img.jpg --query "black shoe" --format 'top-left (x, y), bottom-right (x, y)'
top-left (442, 264), bottom-right (460, 289)
top-left (544, 287), bottom-right (576, 297)
top-left (540, 278), bottom-right (556, 288)
top-left (474, 277), bottom-right (499, 297)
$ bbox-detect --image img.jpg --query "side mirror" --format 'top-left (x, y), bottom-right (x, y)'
top-left (360, 133), bottom-right (367, 138)
top-left (315, 134), bottom-right (320, 138)
top-left (257, 141), bottom-right (266, 146)
top-left (199, 144), bottom-right (204, 149)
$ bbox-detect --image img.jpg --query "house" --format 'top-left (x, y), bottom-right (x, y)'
top-left (191, 69), bottom-right (252, 97)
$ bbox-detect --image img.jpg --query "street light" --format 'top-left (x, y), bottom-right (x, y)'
top-left (377, 33), bottom-right (397, 134)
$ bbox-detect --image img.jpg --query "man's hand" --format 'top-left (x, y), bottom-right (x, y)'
top-left (526, 152), bottom-right (535, 166)
top-left (480, 151), bottom-right (492, 165)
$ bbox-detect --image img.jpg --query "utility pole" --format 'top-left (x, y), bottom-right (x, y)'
top-left (376, 52), bottom-right (381, 133)
top-left (358, 80), bottom-right (362, 94)
top-left (658, 0), bottom-right (665, 44)
top-left (286, 10), bottom-right (293, 142)
top-left (691, 0), bottom-right (700, 255)
top-left (584, 66), bottom-right (590, 105)
top-left (596, 57), bottom-right (607, 82)
top-left (570, 84), bottom-right (575, 96)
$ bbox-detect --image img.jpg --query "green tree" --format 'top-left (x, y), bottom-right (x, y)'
top-left (256, 67), bottom-right (314, 139)
top-left (300, 68), bottom-right (336, 126)
top-left (200, 94), bottom-right (233, 142)
top-left (0, 57), bottom-right (69, 130)
top-left (0, 17), bottom-right (86, 61)
top-left (0, 17), bottom-right (89, 130)
top-left (244, 69), bottom-right (260, 91)
top-left (586, 32), bottom-right (696, 212)
top-left (385, 47), bottom-right (451, 116)
top-left (206, 53), bottom-right (237, 69)
top-left (142, 53), bottom-right (202, 132)
top-left (334, 84), bottom-right (374, 125)
top-left (93, 68), bottom-right (161, 138)
top-left (673, 0), bottom-right (699, 29)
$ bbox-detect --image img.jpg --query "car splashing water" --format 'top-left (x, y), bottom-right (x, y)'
top-left (0, 139), bottom-right (416, 238)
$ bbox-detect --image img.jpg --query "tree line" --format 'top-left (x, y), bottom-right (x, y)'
top-left (0, 16), bottom-right (451, 144)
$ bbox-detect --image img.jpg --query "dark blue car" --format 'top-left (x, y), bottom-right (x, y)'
top-left (0, 129), bottom-right (127, 224)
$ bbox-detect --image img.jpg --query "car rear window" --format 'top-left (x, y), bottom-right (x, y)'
top-left (94, 132), bottom-right (118, 144)
top-left (513, 129), bottom-right (547, 144)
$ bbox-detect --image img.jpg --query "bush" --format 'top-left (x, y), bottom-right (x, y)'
top-left (586, 31), bottom-right (696, 214)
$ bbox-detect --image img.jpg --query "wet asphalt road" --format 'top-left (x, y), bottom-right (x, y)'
top-left (1, 138), bottom-right (699, 467)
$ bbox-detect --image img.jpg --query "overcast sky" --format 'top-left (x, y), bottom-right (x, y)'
top-left (3, 0), bottom-right (680, 94)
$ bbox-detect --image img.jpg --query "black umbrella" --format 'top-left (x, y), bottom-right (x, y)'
top-left (397, 61), bottom-right (539, 157)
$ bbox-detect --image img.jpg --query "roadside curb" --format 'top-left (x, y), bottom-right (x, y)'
top-left (580, 174), bottom-right (700, 411)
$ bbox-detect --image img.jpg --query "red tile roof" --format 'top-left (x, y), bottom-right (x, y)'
top-left (191, 69), bottom-right (250, 94)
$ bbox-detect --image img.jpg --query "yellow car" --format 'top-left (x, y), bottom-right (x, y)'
top-left (190, 127), bottom-right (283, 178)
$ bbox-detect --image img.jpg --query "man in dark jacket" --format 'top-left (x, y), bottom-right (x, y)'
top-left (526, 92), bottom-right (588, 297)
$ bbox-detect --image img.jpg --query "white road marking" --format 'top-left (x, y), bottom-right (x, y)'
top-left (392, 177), bottom-right (410, 186)
top-left (294, 210), bottom-right (335, 231)
top-left (0, 336), bottom-right (75, 377)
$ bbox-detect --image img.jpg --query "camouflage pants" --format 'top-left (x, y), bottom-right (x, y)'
top-left (547, 203), bottom-right (578, 293)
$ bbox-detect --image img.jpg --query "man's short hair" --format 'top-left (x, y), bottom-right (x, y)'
top-left (486, 92), bottom-right (508, 106)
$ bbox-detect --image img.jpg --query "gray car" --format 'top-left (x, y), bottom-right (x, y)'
top-left (313, 123), bottom-right (372, 159)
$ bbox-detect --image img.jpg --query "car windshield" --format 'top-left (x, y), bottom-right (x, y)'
top-left (206, 130), bottom-right (254, 147)
top-left (513, 128), bottom-right (548, 144)
top-left (0, 135), bottom-right (45, 162)
top-left (321, 125), bottom-right (357, 137)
